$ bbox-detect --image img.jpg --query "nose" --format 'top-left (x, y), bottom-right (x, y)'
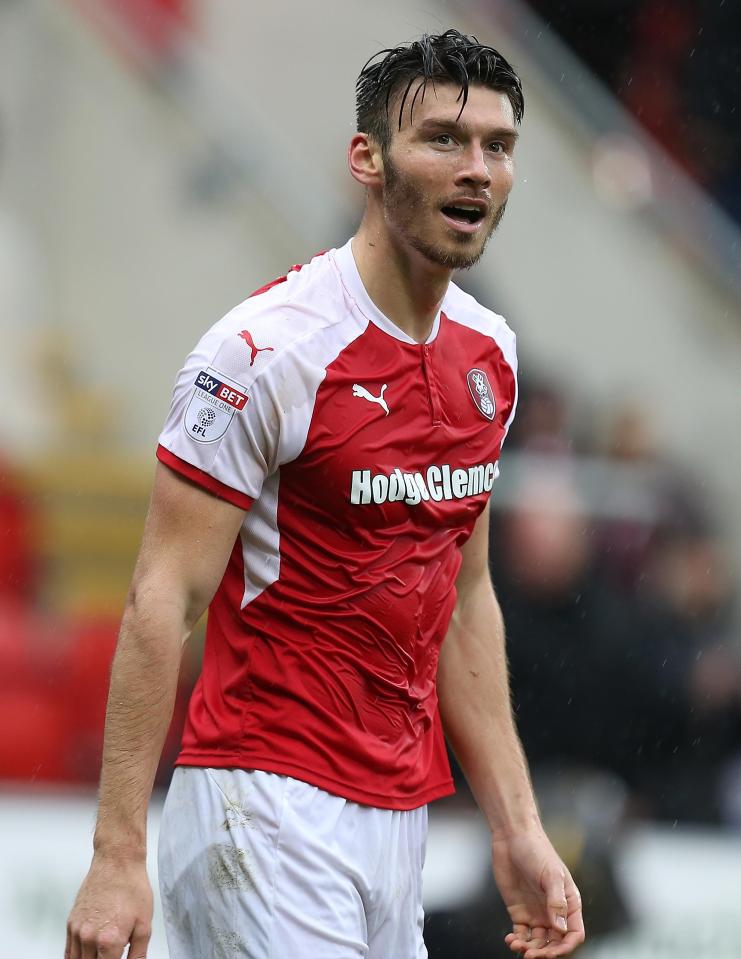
top-left (455, 144), bottom-right (491, 189)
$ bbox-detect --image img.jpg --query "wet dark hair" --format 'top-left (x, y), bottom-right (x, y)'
top-left (356, 29), bottom-right (524, 152)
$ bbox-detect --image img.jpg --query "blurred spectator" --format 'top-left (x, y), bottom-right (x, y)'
top-left (492, 448), bottom-right (741, 822)
top-left (505, 376), bottom-right (573, 454)
top-left (526, 0), bottom-right (741, 224)
top-left (503, 373), bottom-right (596, 457)
top-left (639, 523), bottom-right (741, 822)
top-left (489, 458), bottom-right (667, 790)
top-left (598, 403), bottom-right (714, 592)
top-left (486, 387), bottom-right (741, 825)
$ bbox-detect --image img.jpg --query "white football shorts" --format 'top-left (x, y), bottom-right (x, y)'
top-left (158, 766), bottom-right (429, 958)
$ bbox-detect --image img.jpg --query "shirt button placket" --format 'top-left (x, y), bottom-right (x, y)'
top-left (421, 345), bottom-right (442, 426)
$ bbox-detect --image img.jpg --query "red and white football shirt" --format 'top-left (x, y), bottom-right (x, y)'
top-left (157, 240), bottom-right (517, 810)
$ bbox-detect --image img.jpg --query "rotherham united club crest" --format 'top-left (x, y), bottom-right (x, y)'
top-left (466, 368), bottom-right (496, 421)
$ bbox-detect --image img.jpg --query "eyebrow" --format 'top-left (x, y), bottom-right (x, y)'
top-left (416, 117), bottom-right (519, 142)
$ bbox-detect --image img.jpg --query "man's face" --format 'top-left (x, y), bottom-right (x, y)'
top-left (380, 82), bottom-right (518, 270)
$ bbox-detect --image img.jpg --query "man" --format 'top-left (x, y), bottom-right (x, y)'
top-left (66, 29), bottom-right (585, 959)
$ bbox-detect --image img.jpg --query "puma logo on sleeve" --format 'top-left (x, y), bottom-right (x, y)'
top-left (239, 329), bottom-right (275, 367)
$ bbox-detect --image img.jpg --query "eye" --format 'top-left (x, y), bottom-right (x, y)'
top-left (488, 141), bottom-right (505, 154)
top-left (432, 133), bottom-right (455, 146)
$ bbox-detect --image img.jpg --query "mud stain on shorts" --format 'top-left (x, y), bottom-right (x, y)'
top-left (207, 843), bottom-right (255, 890)
top-left (209, 920), bottom-right (247, 956)
top-left (222, 796), bottom-right (255, 831)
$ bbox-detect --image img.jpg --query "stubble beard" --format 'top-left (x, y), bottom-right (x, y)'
top-left (382, 154), bottom-right (506, 271)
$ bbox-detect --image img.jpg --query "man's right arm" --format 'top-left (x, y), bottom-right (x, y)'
top-left (65, 462), bottom-right (247, 959)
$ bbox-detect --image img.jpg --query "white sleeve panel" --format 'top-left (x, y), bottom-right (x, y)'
top-left (157, 327), bottom-right (272, 501)
top-left (157, 280), bottom-right (366, 502)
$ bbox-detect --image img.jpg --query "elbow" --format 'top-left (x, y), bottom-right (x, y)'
top-left (124, 571), bottom-right (196, 646)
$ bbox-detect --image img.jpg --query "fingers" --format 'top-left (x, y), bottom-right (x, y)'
top-left (128, 919), bottom-right (152, 959)
top-left (78, 921), bottom-right (101, 959)
top-left (96, 926), bottom-right (132, 958)
top-left (525, 926), bottom-right (551, 953)
top-left (65, 918), bottom-right (83, 959)
top-left (557, 874), bottom-right (586, 955)
top-left (528, 931), bottom-right (562, 958)
top-left (538, 869), bottom-right (583, 956)
top-left (506, 930), bottom-right (585, 958)
top-left (505, 922), bottom-right (531, 945)
top-left (544, 870), bottom-right (569, 934)
top-left (505, 923), bottom-right (548, 955)
top-left (505, 925), bottom-right (556, 957)
top-left (504, 876), bottom-right (586, 958)
top-left (565, 875), bottom-right (584, 934)
top-left (504, 929), bottom-right (567, 959)
top-left (505, 923), bottom-right (531, 956)
top-left (66, 922), bottom-right (133, 959)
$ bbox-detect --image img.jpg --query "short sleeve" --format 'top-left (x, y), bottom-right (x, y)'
top-left (156, 324), bottom-right (283, 510)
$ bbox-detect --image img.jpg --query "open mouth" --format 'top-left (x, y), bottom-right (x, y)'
top-left (440, 204), bottom-right (486, 226)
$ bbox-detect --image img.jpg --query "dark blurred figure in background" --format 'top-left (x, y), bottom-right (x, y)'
top-left (491, 459), bottom-right (658, 790)
top-left (638, 520), bottom-right (741, 821)
top-left (526, 0), bottom-right (741, 224)
top-left (599, 403), bottom-right (741, 821)
top-left (489, 382), bottom-right (741, 823)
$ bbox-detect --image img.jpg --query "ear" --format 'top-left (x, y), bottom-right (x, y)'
top-left (348, 133), bottom-right (384, 188)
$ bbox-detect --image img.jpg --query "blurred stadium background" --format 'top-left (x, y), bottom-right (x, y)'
top-left (1, 0), bottom-right (740, 956)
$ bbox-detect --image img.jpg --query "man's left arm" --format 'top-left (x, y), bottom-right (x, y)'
top-left (437, 502), bottom-right (585, 959)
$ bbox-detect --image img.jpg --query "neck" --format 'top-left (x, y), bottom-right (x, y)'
top-left (352, 213), bottom-right (453, 344)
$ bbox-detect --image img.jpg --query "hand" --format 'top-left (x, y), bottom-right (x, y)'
top-left (491, 829), bottom-right (585, 958)
top-left (66, 854), bottom-right (153, 959)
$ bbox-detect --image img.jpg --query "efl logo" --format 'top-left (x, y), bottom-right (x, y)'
top-left (194, 371), bottom-right (248, 411)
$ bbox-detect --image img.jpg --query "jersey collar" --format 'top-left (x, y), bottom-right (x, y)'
top-left (333, 239), bottom-right (441, 345)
